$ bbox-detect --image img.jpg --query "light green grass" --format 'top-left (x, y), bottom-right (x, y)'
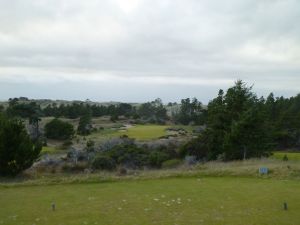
top-left (121, 125), bottom-right (169, 140)
top-left (41, 146), bottom-right (61, 155)
top-left (89, 125), bottom-right (170, 141)
top-left (272, 151), bottom-right (300, 161)
top-left (1, 177), bottom-right (300, 225)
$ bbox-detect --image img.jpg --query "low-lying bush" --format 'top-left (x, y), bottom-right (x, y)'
top-left (161, 159), bottom-right (182, 169)
top-left (91, 155), bottom-right (116, 170)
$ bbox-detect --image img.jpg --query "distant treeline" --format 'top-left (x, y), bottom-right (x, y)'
top-left (2, 80), bottom-right (300, 152)
top-left (4, 97), bottom-right (206, 125)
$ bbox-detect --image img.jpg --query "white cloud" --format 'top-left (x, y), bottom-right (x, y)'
top-left (0, 0), bottom-right (299, 102)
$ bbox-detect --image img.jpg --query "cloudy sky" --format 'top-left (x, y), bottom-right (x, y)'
top-left (0, 0), bottom-right (299, 103)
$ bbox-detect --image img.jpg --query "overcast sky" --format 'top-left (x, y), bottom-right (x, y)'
top-left (0, 0), bottom-right (299, 103)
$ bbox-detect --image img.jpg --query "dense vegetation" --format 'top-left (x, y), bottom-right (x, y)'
top-left (1, 80), bottom-right (300, 176)
top-left (44, 118), bottom-right (75, 140)
top-left (180, 80), bottom-right (300, 161)
top-left (0, 114), bottom-right (41, 176)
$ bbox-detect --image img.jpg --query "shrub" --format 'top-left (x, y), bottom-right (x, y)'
top-left (62, 163), bottom-right (87, 173)
top-left (162, 159), bottom-right (182, 169)
top-left (45, 118), bottom-right (74, 140)
top-left (179, 135), bottom-right (209, 160)
top-left (91, 155), bottom-right (116, 170)
top-left (148, 151), bottom-right (169, 168)
top-left (0, 114), bottom-right (42, 176)
top-left (77, 113), bottom-right (92, 135)
top-left (106, 144), bottom-right (149, 169)
top-left (118, 167), bottom-right (127, 176)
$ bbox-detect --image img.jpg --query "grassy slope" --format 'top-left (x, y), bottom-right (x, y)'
top-left (122, 125), bottom-right (169, 140)
top-left (272, 152), bottom-right (300, 161)
top-left (41, 146), bottom-right (62, 155)
top-left (89, 125), bottom-right (170, 141)
top-left (1, 177), bottom-right (300, 225)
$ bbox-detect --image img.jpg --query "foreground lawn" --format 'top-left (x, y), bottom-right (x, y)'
top-left (1, 177), bottom-right (300, 225)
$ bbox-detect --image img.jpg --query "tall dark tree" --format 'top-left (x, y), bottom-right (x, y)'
top-left (181, 80), bottom-right (273, 161)
top-left (0, 114), bottom-right (42, 176)
top-left (77, 112), bottom-right (92, 135)
top-left (176, 98), bottom-right (206, 125)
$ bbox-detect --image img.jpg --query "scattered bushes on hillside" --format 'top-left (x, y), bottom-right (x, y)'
top-left (91, 141), bottom-right (179, 170)
top-left (45, 118), bottom-right (74, 140)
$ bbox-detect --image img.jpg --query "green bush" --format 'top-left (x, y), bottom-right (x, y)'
top-left (148, 151), bottom-right (169, 168)
top-left (0, 114), bottom-right (42, 176)
top-left (162, 159), bottom-right (182, 169)
top-left (45, 118), bottom-right (74, 140)
top-left (105, 144), bottom-right (149, 168)
top-left (91, 155), bottom-right (116, 170)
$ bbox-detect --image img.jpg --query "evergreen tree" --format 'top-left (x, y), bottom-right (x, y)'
top-left (77, 112), bottom-right (92, 135)
top-left (45, 118), bottom-right (74, 140)
top-left (0, 114), bottom-right (42, 176)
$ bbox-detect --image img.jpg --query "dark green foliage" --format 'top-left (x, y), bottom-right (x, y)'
top-left (176, 98), bottom-right (207, 125)
top-left (137, 98), bottom-right (168, 123)
top-left (6, 99), bottom-right (42, 119)
top-left (181, 80), bottom-right (273, 161)
top-left (105, 144), bottom-right (150, 169)
top-left (45, 118), bottom-right (74, 140)
top-left (77, 112), bottom-right (92, 135)
top-left (91, 155), bottom-right (116, 170)
top-left (43, 102), bottom-right (136, 119)
top-left (110, 114), bottom-right (119, 122)
top-left (93, 142), bottom-right (175, 169)
top-left (223, 105), bottom-right (272, 159)
top-left (148, 150), bottom-right (169, 167)
top-left (179, 134), bottom-right (209, 160)
top-left (266, 94), bottom-right (300, 149)
top-left (86, 139), bottom-right (95, 152)
top-left (0, 114), bottom-right (42, 176)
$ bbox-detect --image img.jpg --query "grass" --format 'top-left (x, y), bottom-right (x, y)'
top-left (40, 146), bottom-right (62, 155)
top-left (2, 158), bottom-right (300, 187)
top-left (1, 177), bottom-right (300, 225)
top-left (88, 125), bottom-right (170, 141)
top-left (121, 125), bottom-right (169, 140)
top-left (272, 151), bottom-right (300, 161)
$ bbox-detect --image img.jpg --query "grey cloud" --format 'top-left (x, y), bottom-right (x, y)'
top-left (0, 0), bottom-right (299, 102)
